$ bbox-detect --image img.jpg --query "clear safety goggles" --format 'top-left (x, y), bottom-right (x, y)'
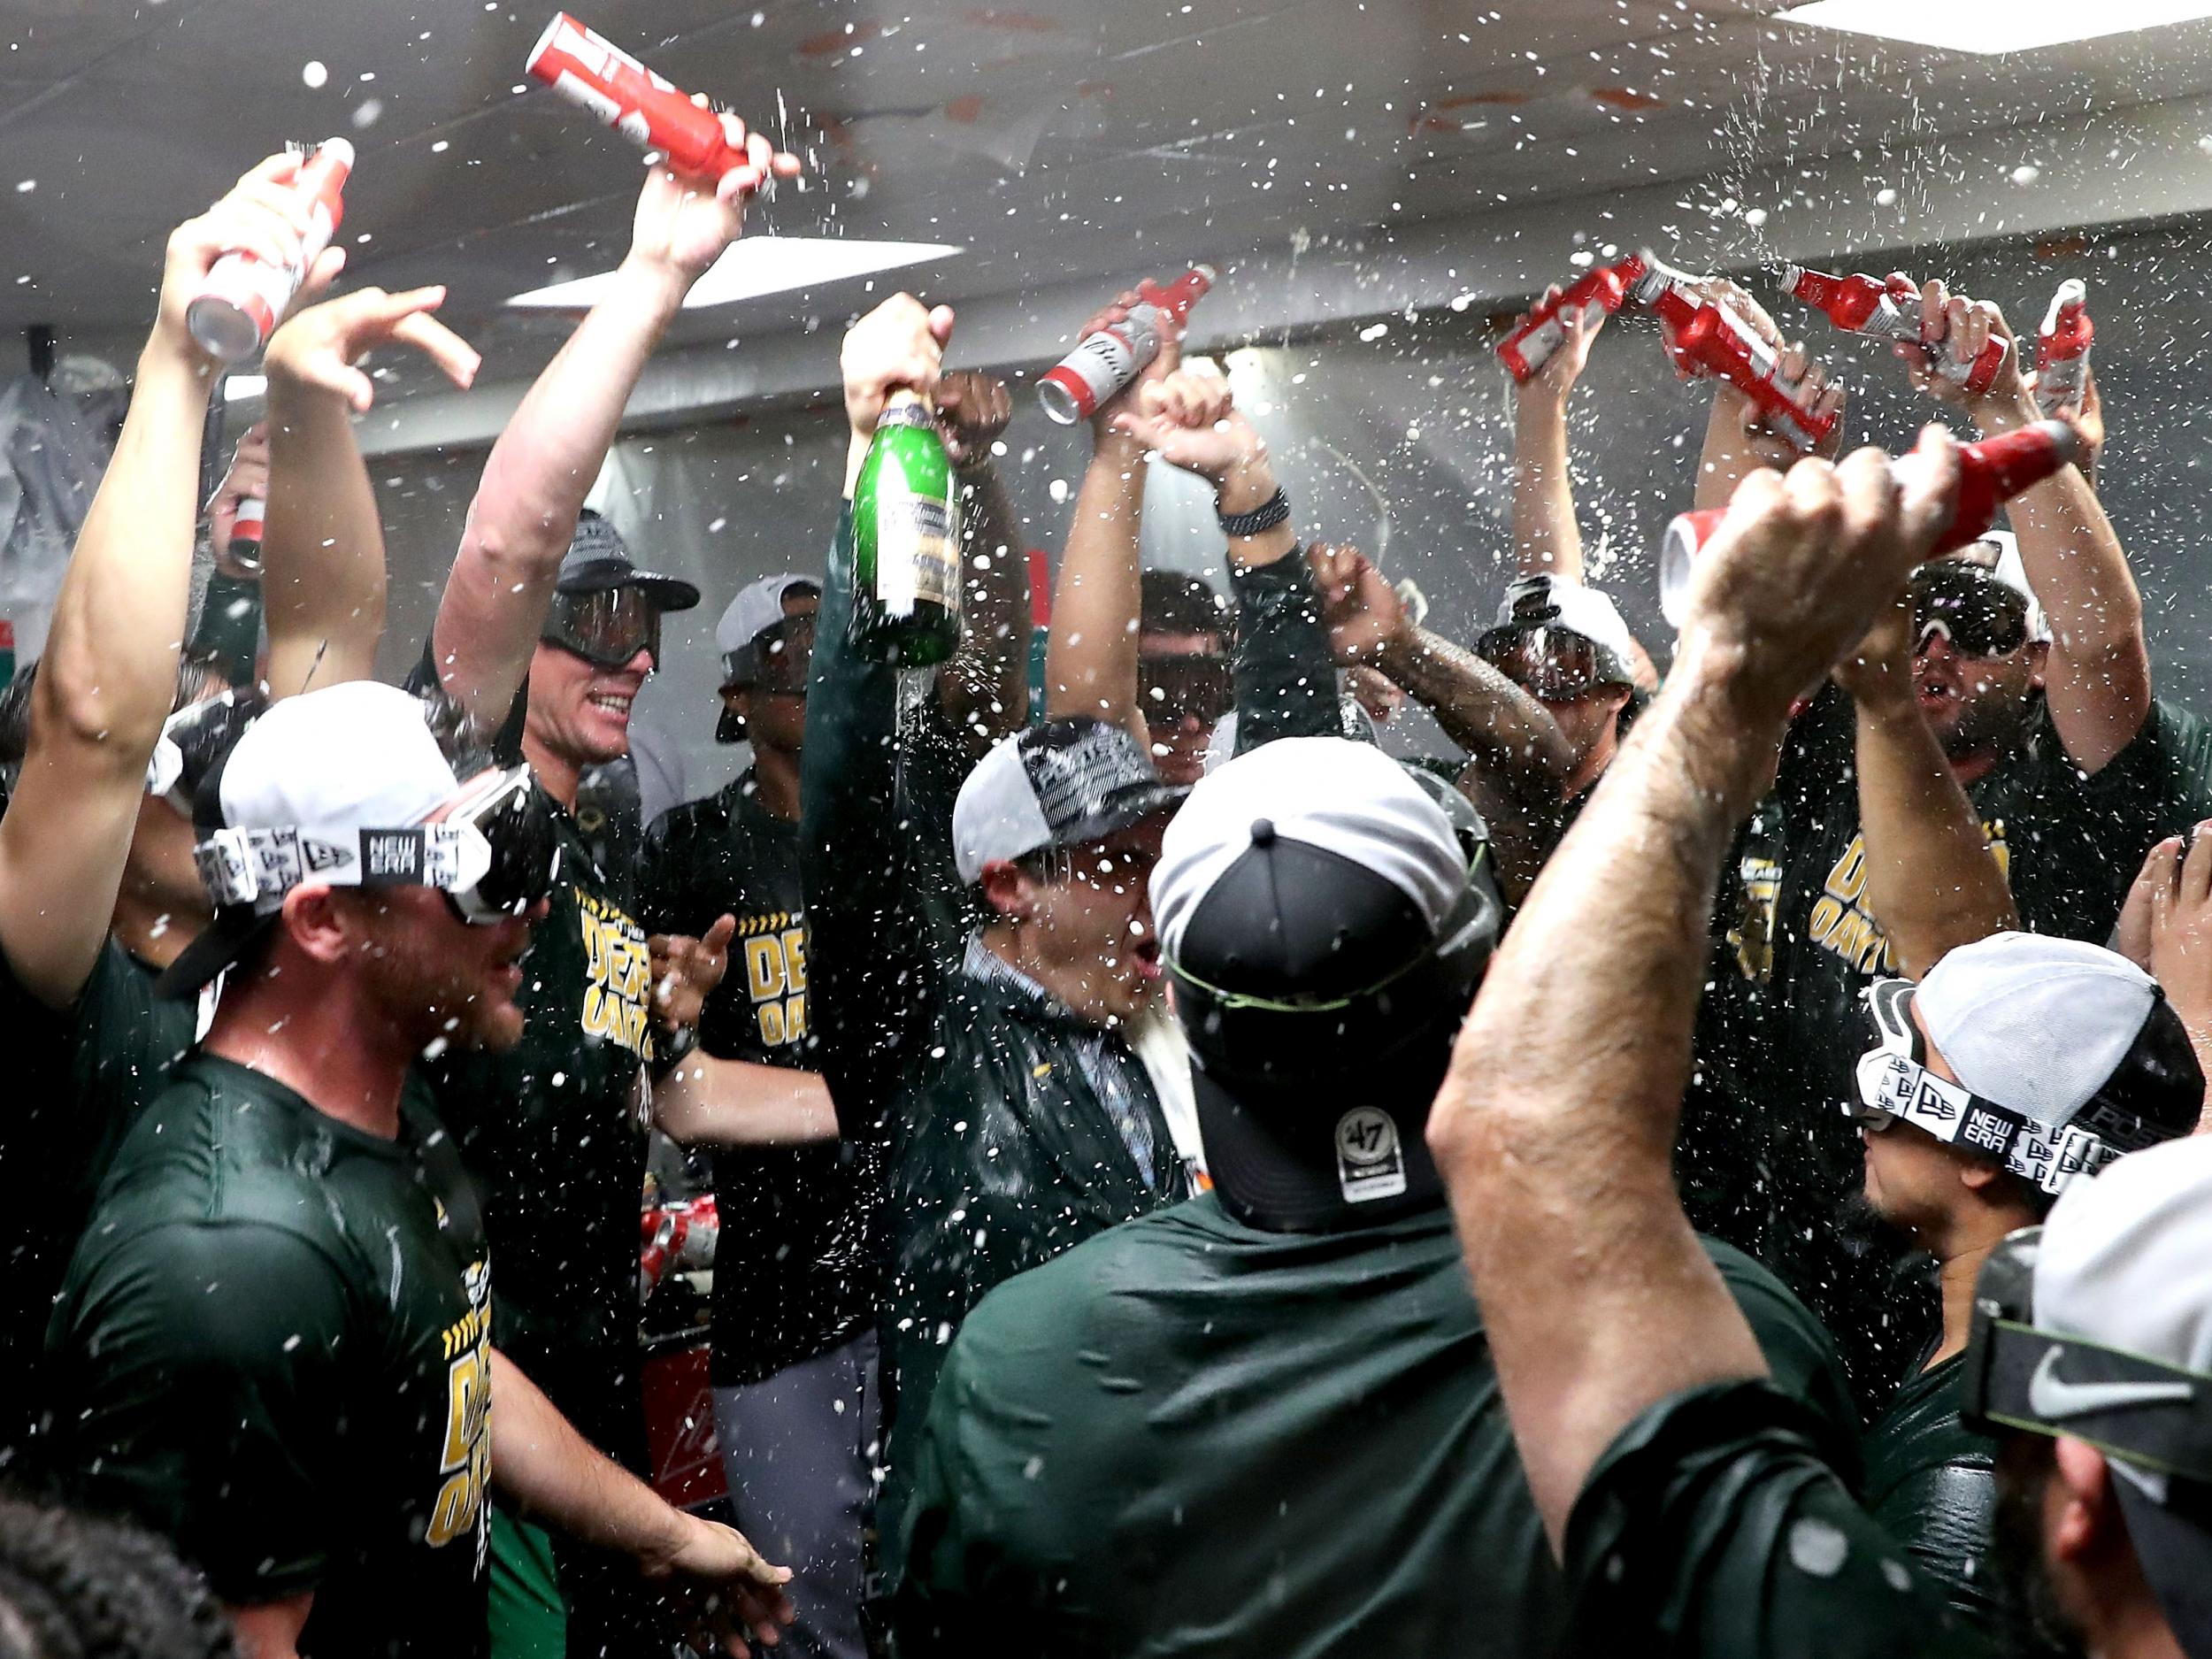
top-left (195, 764), bottom-right (557, 926)
top-left (1474, 623), bottom-right (1622, 702)
top-left (542, 586), bottom-right (664, 671)
top-left (1850, 978), bottom-right (2115, 1196)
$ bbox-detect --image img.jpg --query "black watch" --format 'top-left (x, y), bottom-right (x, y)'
top-left (650, 1022), bottom-right (700, 1081)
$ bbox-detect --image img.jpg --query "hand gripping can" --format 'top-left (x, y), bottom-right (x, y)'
top-left (1633, 255), bottom-right (1839, 455)
top-left (526, 12), bottom-right (750, 181)
top-left (1495, 253), bottom-right (1649, 382)
top-left (2034, 280), bottom-right (2093, 419)
top-left (1038, 265), bottom-right (1217, 425)
top-left (186, 139), bottom-right (354, 365)
top-left (1657, 421), bottom-right (2083, 626)
top-left (1784, 265), bottom-right (2010, 397)
top-left (228, 495), bottom-right (266, 572)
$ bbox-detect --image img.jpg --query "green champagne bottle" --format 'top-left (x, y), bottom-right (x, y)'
top-left (851, 390), bottom-right (961, 665)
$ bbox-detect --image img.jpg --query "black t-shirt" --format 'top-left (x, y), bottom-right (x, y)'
top-left (1566, 1379), bottom-right (1989, 1658)
top-left (49, 1054), bottom-right (491, 1659)
top-left (638, 772), bottom-right (879, 1386)
top-left (420, 789), bottom-right (655, 1457)
top-left (1740, 689), bottom-right (2210, 1400)
top-left (0, 936), bottom-right (202, 1458)
top-left (407, 643), bottom-right (657, 1458)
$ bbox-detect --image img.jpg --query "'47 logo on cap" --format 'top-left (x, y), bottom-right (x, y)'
top-left (1335, 1107), bottom-right (1408, 1204)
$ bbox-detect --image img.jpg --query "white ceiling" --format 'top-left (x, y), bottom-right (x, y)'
top-left (8, 0), bottom-right (2212, 412)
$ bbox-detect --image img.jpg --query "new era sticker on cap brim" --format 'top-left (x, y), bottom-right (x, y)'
top-left (1335, 1106), bottom-right (1409, 1203)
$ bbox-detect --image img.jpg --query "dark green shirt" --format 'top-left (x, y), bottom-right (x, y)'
top-left (1566, 1379), bottom-right (1987, 1658)
top-left (418, 788), bottom-right (655, 1460)
top-left (48, 1054), bottom-right (492, 1659)
top-left (0, 937), bottom-right (200, 1457)
top-left (639, 772), bottom-right (878, 1386)
top-left (891, 1194), bottom-right (1859, 1659)
top-left (1864, 1354), bottom-right (2073, 1657)
top-left (1740, 690), bottom-right (2212, 1398)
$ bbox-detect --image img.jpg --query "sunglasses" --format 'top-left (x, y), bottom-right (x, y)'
top-left (543, 587), bottom-right (663, 671)
top-left (749, 615), bottom-right (816, 697)
top-left (1910, 567), bottom-right (2030, 659)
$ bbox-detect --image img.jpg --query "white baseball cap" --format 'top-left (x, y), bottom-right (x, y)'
top-left (1489, 574), bottom-right (1639, 688)
top-left (2028, 1138), bottom-right (2212, 1646)
top-left (154, 681), bottom-right (509, 999)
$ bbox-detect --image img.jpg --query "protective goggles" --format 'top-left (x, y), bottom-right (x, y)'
top-left (1851, 979), bottom-right (2179, 1196)
top-left (1141, 651), bottom-right (1234, 728)
top-left (146, 688), bottom-right (265, 814)
top-left (1963, 1226), bottom-right (2212, 1484)
top-left (194, 764), bottom-right (558, 926)
top-left (1474, 624), bottom-right (1622, 701)
top-left (1910, 565), bottom-right (2032, 659)
top-left (742, 614), bottom-right (816, 697)
top-left (542, 586), bottom-right (663, 671)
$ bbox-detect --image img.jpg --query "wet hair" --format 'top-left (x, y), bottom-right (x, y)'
top-left (0, 1494), bottom-right (237, 1659)
top-left (0, 650), bottom-right (234, 772)
top-left (1139, 570), bottom-right (1230, 649)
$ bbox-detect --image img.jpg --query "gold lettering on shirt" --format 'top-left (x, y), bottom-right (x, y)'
top-left (1809, 820), bottom-right (2012, 976)
top-left (576, 890), bottom-right (652, 1058)
top-left (737, 912), bottom-right (808, 1050)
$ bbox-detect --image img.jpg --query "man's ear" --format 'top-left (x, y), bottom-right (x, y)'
top-left (280, 885), bottom-right (352, 968)
top-left (979, 860), bottom-right (1032, 923)
top-left (2050, 1434), bottom-right (2120, 1566)
top-left (2026, 638), bottom-right (2051, 692)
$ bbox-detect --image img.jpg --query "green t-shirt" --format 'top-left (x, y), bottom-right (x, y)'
top-left (890, 1194), bottom-right (1858, 1659)
top-left (417, 790), bottom-right (656, 1461)
top-left (1740, 690), bottom-right (2212, 1400)
top-left (1565, 1379), bottom-right (1988, 1658)
top-left (0, 935), bottom-right (201, 1457)
top-left (47, 1054), bottom-right (492, 1659)
top-left (1864, 1353), bottom-right (2071, 1658)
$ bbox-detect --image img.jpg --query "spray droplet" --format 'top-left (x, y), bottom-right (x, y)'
top-left (303, 59), bottom-right (328, 88)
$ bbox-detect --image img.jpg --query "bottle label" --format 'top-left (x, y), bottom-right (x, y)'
top-left (873, 487), bottom-right (957, 616)
top-left (1048, 308), bottom-right (1163, 414)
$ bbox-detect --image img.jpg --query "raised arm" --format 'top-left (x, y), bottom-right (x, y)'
top-left (430, 127), bottom-right (796, 727)
top-left (932, 373), bottom-right (1029, 754)
top-left (1906, 281), bottom-right (2149, 772)
top-left (1428, 431), bottom-right (1959, 1546)
top-left (1680, 280), bottom-right (1846, 513)
top-left (806, 295), bottom-right (955, 1141)
top-left (1510, 286), bottom-right (1605, 580)
top-left (0, 156), bottom-right (326, 1009)
top-left (1832, 589), bottom-right (2018, 979)
top-left (488, 1348), bottom-right (792, 1657)
top-left (1042, 290), bottom-right (1183, 741)
top-left (260, 286), bottom-right (479, 697)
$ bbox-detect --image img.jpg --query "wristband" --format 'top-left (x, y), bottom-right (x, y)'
top-left (650, 1021), bottom-right (700, 1081)
top-left (1217, 488), bottom-right (1290, 539)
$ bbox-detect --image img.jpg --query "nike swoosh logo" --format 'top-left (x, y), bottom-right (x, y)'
top-left (2029, 1347), bottom-right (2195, 1420)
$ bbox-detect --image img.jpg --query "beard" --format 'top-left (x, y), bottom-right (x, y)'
top-left (358, 920), bottom-right (526, 1056)
top-left (1992, 1436), bottom-right (2084, 1655)
top-left (1935, 683), bottom-right (2038, 763)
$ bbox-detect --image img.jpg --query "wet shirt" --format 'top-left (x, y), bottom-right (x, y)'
top-left (1740, 689), bottom-right (2210, 1394)
top-left (891, 1195), bottom-right (1859, 1659)
top-left (48, 1055), bottom-right (491, 1659)
top-left (1566, 1379), bottom-right (1988, 1659)
top-left (1864, 1353), bottom-right (2070, 1657)
top-left (0, 937), bottom-right (199, 1457)
top-left (637, 772), bottom-right (878, 1386)
top-left (418, 787), bottom-right (655, 1458)
top-left (802, 508), bottom-right (1187, 1578)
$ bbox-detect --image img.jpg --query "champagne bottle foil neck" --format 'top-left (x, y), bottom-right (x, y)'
top-left (876, 398), bottom-right (935, 431)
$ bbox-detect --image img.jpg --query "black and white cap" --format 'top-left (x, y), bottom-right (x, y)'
top-left (716, 572), bottom-right (819, 686)
top-left (1152, 737), bottom-right (1500, 1231)
top-left (950, 718), bottom-right (1188, 885)
top-left (1856, 933), bottom-right (2201, 1196)
top-left (555, 510), bottom-right (701, 611)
